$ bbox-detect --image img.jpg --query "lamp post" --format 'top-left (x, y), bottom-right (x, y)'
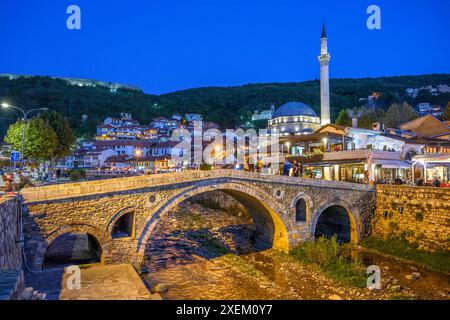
top-left (135, 149), bottom-right (142, 173)
top-left (1, 103), bottom-right (49, 170)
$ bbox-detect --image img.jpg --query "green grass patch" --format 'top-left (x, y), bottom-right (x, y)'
top-left (177, 211), bottom-right (205, 228)
top-left (188, 233), bottom-right (229, 256)
top-left (290, 236), bottom-right (367, 288)
top-left (361, 236), bottom-right (450, 273)
top-left (220, 254), bottom-right (261, 277)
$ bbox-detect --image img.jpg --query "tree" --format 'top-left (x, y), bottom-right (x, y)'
top-left (39, 111), bottom-right (76, 160)
top-left (443, 102), bottom-right (450, 121)
top-left (383, 102), bottom-right (418, 128)
top-left (4, 118), bottom-right (58, 162)
top-left (334, 109), bottom-right (352, 126)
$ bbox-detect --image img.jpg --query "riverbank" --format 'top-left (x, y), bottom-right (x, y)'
top-left (141, 197), bottom-right (450, 300)
top-left (360, 237), bottom-right (450, 273)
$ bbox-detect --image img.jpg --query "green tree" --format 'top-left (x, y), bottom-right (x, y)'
top-left (4, 118), bottom-right (58, 162)
top-left (383, 102), bottom-right (418, 128)
top-left (40, 111), bottom-right (76, 160)
top-left (334, 109), bottom-right (352, 126)
top-left (442, 102), bottom-right (450, 121)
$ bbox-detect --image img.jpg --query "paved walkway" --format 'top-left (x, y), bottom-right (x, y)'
top-left (25, 264), bottom-right (151, 300)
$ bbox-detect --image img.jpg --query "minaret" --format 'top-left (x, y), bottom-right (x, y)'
top-left (318, 23), bottom-right (331, 125)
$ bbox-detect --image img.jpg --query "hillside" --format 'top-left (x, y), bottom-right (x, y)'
top-left (1, 74), bottom-right (449, 138)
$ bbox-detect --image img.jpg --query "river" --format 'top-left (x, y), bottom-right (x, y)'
top-left (141, 200), bottom-right (450, 300)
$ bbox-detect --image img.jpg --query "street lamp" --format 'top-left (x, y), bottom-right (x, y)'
top-left (1, 103), bottom-right (49, 169)
top-left (135, 149), bottom-right (142, 172)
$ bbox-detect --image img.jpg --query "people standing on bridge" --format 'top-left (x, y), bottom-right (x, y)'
top-left (416, 177), bottom-right (424, 186)
top-left (432, 177), bottom-right (441, 188)
top-left (394, 176), bottom-right (403, 185)
top-left (283, 161), bottom-right (292, 176)
top-left (293, 161), bottom-right (299, 177)
top-left (257, 158), bottom-right (263, 173)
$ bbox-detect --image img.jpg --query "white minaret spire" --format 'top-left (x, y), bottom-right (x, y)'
top-left (318, 22), bottom-right (331, 125)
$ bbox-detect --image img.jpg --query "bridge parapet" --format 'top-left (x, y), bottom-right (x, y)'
top-left (21, 170), bottom-right (373, 203)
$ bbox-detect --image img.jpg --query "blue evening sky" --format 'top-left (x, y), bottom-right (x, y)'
top-left (0, 0), bottom-right (449, 93)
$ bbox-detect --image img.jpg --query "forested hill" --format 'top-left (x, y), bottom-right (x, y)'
top-left (1, 74), bottom-right (449, 138)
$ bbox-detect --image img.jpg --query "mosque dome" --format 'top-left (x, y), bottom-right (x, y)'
top-left (272, 102), bottom-right (318, 119)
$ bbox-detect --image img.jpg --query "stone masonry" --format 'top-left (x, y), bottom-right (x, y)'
top-left (0, 197), bottom-right (24, 300)
top-left (372, 185), bottom-right (450, 251)
top-left (20, 170), bottom-right (375, 269)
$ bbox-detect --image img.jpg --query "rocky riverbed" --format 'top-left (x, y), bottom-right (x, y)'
top-left (141, 193), bottom-right (450, 300)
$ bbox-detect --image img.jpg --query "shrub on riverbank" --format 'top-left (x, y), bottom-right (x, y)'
top-left (361, 236), bottom-right (450, 273)
top-left (291, 236), bottom-right (367, 288)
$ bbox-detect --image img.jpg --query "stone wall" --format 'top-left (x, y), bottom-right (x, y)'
top-left (0, 197), bottom-right (24, 300)
top-left (0, 197), bottom-right (22, 270)
top-left (372, 185), bottom-right (450, 251)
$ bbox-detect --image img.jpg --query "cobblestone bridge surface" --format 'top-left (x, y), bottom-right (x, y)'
top-left (20, 170), bottom-right (375, 270)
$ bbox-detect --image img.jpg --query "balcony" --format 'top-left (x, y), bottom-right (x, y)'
top-left (324, 149), bottom-right (401, 161)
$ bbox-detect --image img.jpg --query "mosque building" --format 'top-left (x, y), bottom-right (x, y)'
top-left (268, 23), bottom-right (331, 136)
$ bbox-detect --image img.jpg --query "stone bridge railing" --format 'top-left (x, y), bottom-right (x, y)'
top-left (21, 170), bottom-right (374, 203)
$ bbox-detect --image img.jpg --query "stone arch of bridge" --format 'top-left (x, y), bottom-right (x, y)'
top-left (133, 181), bottom-right (292, 265)
top-left (289, 192), bottom-right (314, 223)
top-left (106, 206), bottom-right (136, 238)
top-left (310, 198), bottom-right (361, 244)
top-left (36, 224), bottom-right (107, 269)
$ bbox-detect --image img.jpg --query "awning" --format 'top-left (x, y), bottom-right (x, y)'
top-left (412, 154), bottom-right (450, 163)
top-left (373, 160), bottom-right (411, 169)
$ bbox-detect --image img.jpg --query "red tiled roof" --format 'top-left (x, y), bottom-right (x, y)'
top-left (127, 155), bottom-right (171, 162)
top-left (93, 140), bottom-right (155, 147)
top-left (105, 155), bottom-right (130, 163)
top-left (151, 140), bottom-right (181, 148)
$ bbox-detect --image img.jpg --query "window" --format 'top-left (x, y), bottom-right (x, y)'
top-left (295, 199), bottom-right (307, 222)
top-left (112, 211), bottom-right (135, 239)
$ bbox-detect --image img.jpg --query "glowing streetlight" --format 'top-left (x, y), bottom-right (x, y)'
top-left (323, 137), bottom-right (328, 152)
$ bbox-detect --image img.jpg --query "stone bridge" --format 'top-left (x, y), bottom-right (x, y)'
top-left (20, 170), bottom-right (375, 270)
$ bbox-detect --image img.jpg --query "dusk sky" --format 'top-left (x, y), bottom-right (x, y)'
top-left (1, 0), bottom-right (449, 94)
